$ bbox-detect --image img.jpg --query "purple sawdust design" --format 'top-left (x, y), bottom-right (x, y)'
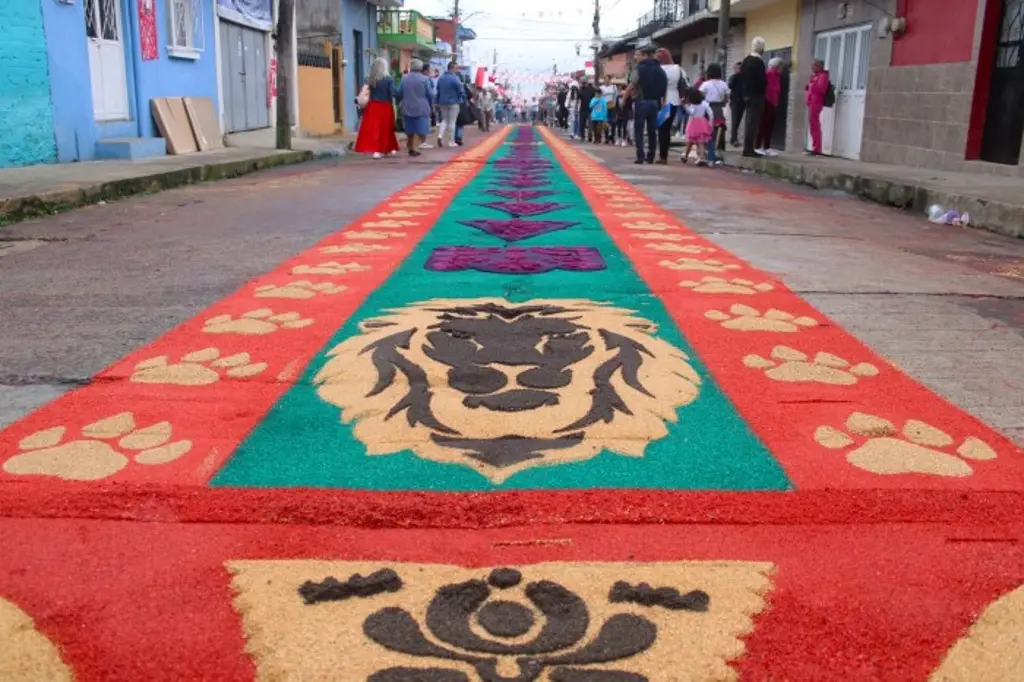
top-left (495, 177), bottom-right (549, 189)
top-left (458, 218), bottom-right (580, 241)
top-left (485, 190), bottom-right (558, 200)
top-left (425, 247), bottom-right (606, 274)
top-left (474, 201), bottom-right (572, 217)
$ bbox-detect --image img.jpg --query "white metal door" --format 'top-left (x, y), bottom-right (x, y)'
top-left (810, 24), bottom-right (872, 159)
top-left (85, 0), bottom-right (129, 121)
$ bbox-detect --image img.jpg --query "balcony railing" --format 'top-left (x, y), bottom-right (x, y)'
top-left (636, 0), bottom-right (710, 37)
top-left (377, 9), bottom-right (435, 47)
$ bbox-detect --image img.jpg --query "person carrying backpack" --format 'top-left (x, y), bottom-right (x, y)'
top-left (806, 58), bottom-right (831, 156)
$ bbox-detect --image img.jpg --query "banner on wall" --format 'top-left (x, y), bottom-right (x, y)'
top-left (138, 0), bottom-right (158, 61)
top-left (217, 0), bottom-right (272, 31)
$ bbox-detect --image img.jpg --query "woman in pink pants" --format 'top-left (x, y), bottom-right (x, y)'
top-left (806, 59), bottom-right (829, 155)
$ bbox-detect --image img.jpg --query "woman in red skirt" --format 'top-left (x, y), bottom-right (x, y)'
top-left (355, 57), bottom-right (399, 159)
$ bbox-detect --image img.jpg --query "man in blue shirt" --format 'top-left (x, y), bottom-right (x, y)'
top-left (627, 46), bottom-right (668, 164)
top-left (436, 62), bottom-right (466, 148)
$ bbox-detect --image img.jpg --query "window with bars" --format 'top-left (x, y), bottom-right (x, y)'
top-left (169, 0), bottom-right (205, 57)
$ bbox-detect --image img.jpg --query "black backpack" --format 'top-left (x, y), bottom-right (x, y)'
top-left (824, 81), bottom-right (836, 108)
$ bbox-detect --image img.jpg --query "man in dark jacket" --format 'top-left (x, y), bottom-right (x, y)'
top-left (578, 79), bottom-right (597, 142)
top-left (628, 45), bottom-right (668, 164)
top-left (740, 37), bottom-right (767, 157)
top-left (727, 61), bottom-right (744, 147)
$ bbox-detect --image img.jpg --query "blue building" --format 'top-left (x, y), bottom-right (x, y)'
top-left (0, 0), bottom-right (58, 168)
top-left (40, 0), bottom-right (222, 163)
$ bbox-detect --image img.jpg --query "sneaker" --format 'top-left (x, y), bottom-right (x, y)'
top-left (755, 148), bottom-right (766, 155)
top-left (634, 159), bottom-right (645, 165)
top-left (680, 155), bottom-right (688, 164)
top-left (696, 160), bottom-right (708, 167)
top-left (764, 148), bottom-right (779, 157)
top-left (714, 160), bottom-right (723, 166)
top-left (388, 150), bottom-right (397, 156)
top-left (448, 142), bottom-right (459, 148)
top-left (372, 152), bottom-right (383, 159)
top-left (437, 137), bottom-right (443, 147)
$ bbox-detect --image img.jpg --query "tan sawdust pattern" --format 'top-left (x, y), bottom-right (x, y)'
top-left (0, 598), bottom-right (73, 682)
top-left (314, 298), bottom-right (701, 483)
top-left (930, 584), bottom-right (1024, 681)
top-left (228, 559), bottom-right (774, 682)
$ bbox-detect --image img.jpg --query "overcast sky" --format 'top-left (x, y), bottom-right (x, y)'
top-left (404, 0), bottom-right (641, 85)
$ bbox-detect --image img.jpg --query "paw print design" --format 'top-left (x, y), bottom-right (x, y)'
top-left (624, 221), bottom-right (676, 231)
top-left (4, 413), bottom-right (192, 481)
top-left (320, 244), bottom-right (391, 255)
top-left (291, 262), bottom-right (371, 276)
top-left (363, 220), bottom-right (419, 229)
top-left (815, 412), bottom-right (997, 477)
top-left (344, 230), bottom-right (406, 240)
top-left (632, 232), bottom-right (695, 241)
top-left (681, 277), bottom-right (774, 295)
top-left (203, 309), bottom-right (313, 335)
top-left (131, 348), bottom-right (267, 386)
top-left (255, 281), bottom-right (348, 299)
top-left (744, 346), bottom-right (879, 385)
top-left (659, 258), bottom-right (741, 273)
top-left (705, 304), bottom-right (818, 332)
top-left (647, 244), bottom-right (716, 254)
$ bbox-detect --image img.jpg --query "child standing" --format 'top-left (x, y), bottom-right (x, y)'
top-left (589, 95), bottom-right (608, 146)
top-left (680, 87), bottom-right (713, 167)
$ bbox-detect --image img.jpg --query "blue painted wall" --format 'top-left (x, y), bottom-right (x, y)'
top-left (42, 0), bottom-right (220, 162)
top-left (131, 0), bottom-right (220, 138)
top-left (341, 0), bottom-right (378, 132)
top-left (0, 0), bottom-right (57, 168)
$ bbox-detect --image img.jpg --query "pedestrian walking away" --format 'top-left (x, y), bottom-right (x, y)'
top-left (741, 37), bottom-right (768, 158)
top-left (396, 59), bottom-right (433, 157)
top-left (354, 57), bottom-right (400, 159)
top-left (727, 61), bottom-right (745, 147)
top-left (628, 45), bottom-right (667, 164)
top-left (699, 63), bottom-right (730, 162)
top-left (656, 48), bottom-right (683, 163)
top-left (578, 78), bottom-right (596, 142)
top-left (755, 58), bottom-right (783, 156)
top-left (436, 62), bottom-right (465, 148)
top-left (806, 58), bottom-right (831, 155)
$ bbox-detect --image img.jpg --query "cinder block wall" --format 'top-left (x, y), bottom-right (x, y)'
top-left (0, 0), bottom-right (57, 168)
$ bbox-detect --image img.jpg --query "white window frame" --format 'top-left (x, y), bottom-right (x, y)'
top-left (168, 0), bottom-right (205, 60)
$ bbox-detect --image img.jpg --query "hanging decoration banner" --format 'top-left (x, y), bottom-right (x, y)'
top-left (216, 0), bottom-right (273, 31)
top-left (138, 0), bottom-right (158, 61)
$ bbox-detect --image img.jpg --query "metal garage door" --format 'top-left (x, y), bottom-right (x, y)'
top-left (220, 21), bottom-right (269, 132)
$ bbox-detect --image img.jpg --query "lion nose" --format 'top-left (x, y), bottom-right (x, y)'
top-left (449, 366), bottom-right (508, 395)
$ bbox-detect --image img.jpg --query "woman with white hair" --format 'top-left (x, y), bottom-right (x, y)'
top-left (754, 57), bottom-right (784, 156)
top-left (739, 36), bottom-right (767, 157)
top-left (354, 56), bottom-right (399, 159)
top-left (396, 58), bottom-right (433, 157)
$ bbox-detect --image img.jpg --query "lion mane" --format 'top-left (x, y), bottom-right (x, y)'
top-left (315, 298), bottom-right (701, 483)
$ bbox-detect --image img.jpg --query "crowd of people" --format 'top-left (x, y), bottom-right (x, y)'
top-left (352, 39), bottom-right (832, 164)
top-left (547, 39), bottom-right (832, 165)
top-left (353, 58), bottom-right (500, 159)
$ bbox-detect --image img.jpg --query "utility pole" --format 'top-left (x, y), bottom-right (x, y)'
top-left (452, 0), bottom-right (460, 66)
top-left (591, 0), bottom-right (601, 81)
top-left (717, 0), bottom-right (730, 70)
top-left (275, 0), bottom-right (294, 149)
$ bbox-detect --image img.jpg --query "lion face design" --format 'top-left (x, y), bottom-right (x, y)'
top-left (315, 299), bottom-right (701, 483)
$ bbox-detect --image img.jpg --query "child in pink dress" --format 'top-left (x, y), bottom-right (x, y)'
top-left (680, 88), bottom-right (713, 167)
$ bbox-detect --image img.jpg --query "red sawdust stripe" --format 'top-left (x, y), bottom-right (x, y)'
top-left (2, 517), bottom-right (1022, 680)
top-left (0, 130), bottom-right (511, 487)
top-left (539, 127), bottom-right (1024, 492)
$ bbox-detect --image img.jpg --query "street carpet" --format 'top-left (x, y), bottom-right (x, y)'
top-left (0, 126), bottom-right (1022, 680)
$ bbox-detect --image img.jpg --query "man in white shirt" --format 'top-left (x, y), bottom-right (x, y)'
top-left (656, 48), bottom-right (683, 164)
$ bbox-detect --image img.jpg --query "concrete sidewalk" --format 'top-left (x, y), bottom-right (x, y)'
top-left (734, 152), bottom-right (1024, 239)
top-left (0, 146), bottom-right (312, 224)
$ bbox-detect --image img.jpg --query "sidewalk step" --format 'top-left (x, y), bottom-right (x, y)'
top-left (95, 138), bottom-right (167, 161)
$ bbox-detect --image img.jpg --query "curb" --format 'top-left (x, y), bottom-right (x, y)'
top-left (0, 150), bottom-right (314, 225)
top-left (734, 156), bottom-right (1023, 240)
